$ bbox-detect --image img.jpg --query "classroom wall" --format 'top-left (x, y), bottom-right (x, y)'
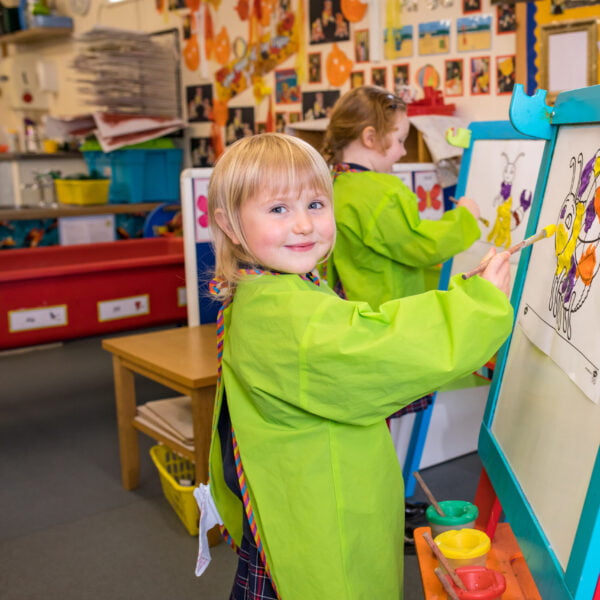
top-left (0, 0), bottom-right (520, 148)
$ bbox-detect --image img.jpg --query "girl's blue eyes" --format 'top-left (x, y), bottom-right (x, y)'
top-left (269, 200), bottom-right (325, 213)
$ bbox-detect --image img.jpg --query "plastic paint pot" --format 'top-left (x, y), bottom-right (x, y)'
top-left (426, 500), bottom-right (479, 537)
top-left (434, 528), bottom-right (491, 569)
top-left (445, 565), bottom-right (506, 600)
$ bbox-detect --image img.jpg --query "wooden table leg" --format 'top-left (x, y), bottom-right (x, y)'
top-left (190, 385), bottom-right (216, 485)
top-left (112, 355), bottom-right (140, 490)
top-left (190, 385), bottom-right (221, 546)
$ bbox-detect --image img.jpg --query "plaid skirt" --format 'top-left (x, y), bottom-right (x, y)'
top-left (229, 535), bottom-right (278, 600)
top-left (387, 393), bottom-right (434, 419)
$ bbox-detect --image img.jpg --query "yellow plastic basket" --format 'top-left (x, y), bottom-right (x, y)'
top-left (55, 179), bottom-right (110, 205)
top-left (149, 445), bottom-right (199, 535)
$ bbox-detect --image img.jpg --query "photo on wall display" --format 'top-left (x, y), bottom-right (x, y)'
top-left (225, 106), bottom-right (255, 144)
top-left (457, 15), bottom-right (493, 52)
top-left (471, 56), bottom-right (491, 94)
top-left (371, 67), bottom-right (387, 88)
top-left (392, 63), bottom-right (410, 87)
top-left (462, 0), bottom-right (481, 13)
top-left (308, 52), bottom-right (322, 83)
top-left (275, 112), bottom-right (287, 133)
top-left (302, 90), bottom-right (340, 120)
top-left (186, 84), bottom-right (213, 123)
top-left (444, 59), bottom-right (464, 96)
top-left (496, 3), bottom-right (517, 34)
top-left (355, 29), bottom-right (370, 62)
top-left (384, 25), bottom-right (414, 60)
top-left (497, 55), bottom-right (516, 94)
top-left (350, 70), bottom-right (365, 88)
top-left (309, 0), bottom-right (350, 44)
top-left (190, 137), bottom-right (216, 167)
top-left (418, 20), bottom-right (451, 55)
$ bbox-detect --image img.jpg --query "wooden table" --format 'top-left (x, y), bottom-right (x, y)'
top-left (102, 325), bottom-right (217, 490)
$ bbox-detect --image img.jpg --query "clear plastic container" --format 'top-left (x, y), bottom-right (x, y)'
top-left (434, 528), bottom-right (490, 570)
top-left (426, 500), bottom-right (478, 537)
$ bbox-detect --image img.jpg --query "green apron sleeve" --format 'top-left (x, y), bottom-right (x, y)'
top-left (362, 190), bottom-right (481, 268)
top-left (228, 275), bottom-right (512, 427)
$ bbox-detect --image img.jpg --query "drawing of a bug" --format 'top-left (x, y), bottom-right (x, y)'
top-left (549, 150), bottom-right (600, 340)
top-left (487, 152), bottom-right (533, 249)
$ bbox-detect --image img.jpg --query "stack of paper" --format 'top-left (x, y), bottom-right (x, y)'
top-left (71, 26), bottom-right (180, 118)
top-left (136, 396), bottom-right (194, 450)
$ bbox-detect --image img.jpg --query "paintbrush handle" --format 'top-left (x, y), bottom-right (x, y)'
top-left (448, 197), bottom-right (490, 227)
top-left (423, 532), bottom-right (467, 590)
top-left (435, 567), bottom-right (462, 600)
top-left (413, 471), bottom-right (446, 516)
top-left (462, 229), bottom-right (549, 280)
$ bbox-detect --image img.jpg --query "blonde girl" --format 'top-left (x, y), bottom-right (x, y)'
top-left (204, 132), bottom-right (512, 600)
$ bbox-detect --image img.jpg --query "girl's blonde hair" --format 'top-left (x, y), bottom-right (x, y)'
top-left (208, 133), bottom-right (333, 298)
top-left (321, 85), bottom-right (407, 165)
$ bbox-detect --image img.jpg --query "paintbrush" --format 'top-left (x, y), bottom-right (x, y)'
top-left (422, 531), bottom-right (468, 590)
top-left (448, 196), bottom-right (490, 227)
top-left (413, 471), bottom-right (446, 516)
top-left (461, 224), bottom-right (557, 280)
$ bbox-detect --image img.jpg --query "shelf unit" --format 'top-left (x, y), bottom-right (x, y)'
top-left (0, 26), bottom-right (72, 45)
top-left (0, 202), bottom-right (166, 220)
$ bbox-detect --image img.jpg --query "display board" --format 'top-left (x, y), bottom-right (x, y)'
top-left (480, 84), bottom-right (600, 600)
top-left (180, 167), bottom-right (218, 326)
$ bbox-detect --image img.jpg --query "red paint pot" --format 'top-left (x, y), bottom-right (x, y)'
top-left (448, 566), bottom-right (506, 600)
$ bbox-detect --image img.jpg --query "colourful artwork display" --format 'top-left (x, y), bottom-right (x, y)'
top-left (497, 55), bottom-right (516, 95)
top-left (451, 133), bottom-right (546, 291)
top-left (275, 69), bottom-right (300, 104)
top-left (413, 170), bottom-right (444, 220)
top-left (470, 56), bottom-right (491, 94)
top-left (384, 25), bottom-right (414, 60)
top-left (518, 124), bottom-right (600, 404)
top-left (418, 20), bottom-right (451, 56)
top-left (457, 15), bottom-right (493, 52)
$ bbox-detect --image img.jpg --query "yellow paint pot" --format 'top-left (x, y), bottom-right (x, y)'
top-left (434, 528), bottom-right (491, 569)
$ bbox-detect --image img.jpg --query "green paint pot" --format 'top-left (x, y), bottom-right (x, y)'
top-left (426, 500), bottom-right (479, 537)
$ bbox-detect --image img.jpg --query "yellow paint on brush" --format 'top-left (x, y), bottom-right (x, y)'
top-left (543, 224), bottom-right (557, 237)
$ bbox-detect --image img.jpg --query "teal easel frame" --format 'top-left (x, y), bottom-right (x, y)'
top-left (479, 84), bottom-right (600, 600)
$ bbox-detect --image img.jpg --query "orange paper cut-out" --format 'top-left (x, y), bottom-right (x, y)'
top-left (235, 0), bottom-right (249, 20)
top-left (183, 35), bottom-right (200, 71)
top-left (215, 27), bottom-right (231, 65)
top-left (212, 99), bottom-right (229, 126)
top-left (341, 0), bottom-right (367, 22)
top-left (326, 43), bottom-right (353, 87)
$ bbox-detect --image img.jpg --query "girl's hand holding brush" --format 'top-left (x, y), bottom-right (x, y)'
top-left (478, 247), bottom-right (511, 297)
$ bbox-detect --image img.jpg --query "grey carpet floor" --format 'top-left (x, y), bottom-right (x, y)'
top-left (0, 331), bottom-right (483, 599)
